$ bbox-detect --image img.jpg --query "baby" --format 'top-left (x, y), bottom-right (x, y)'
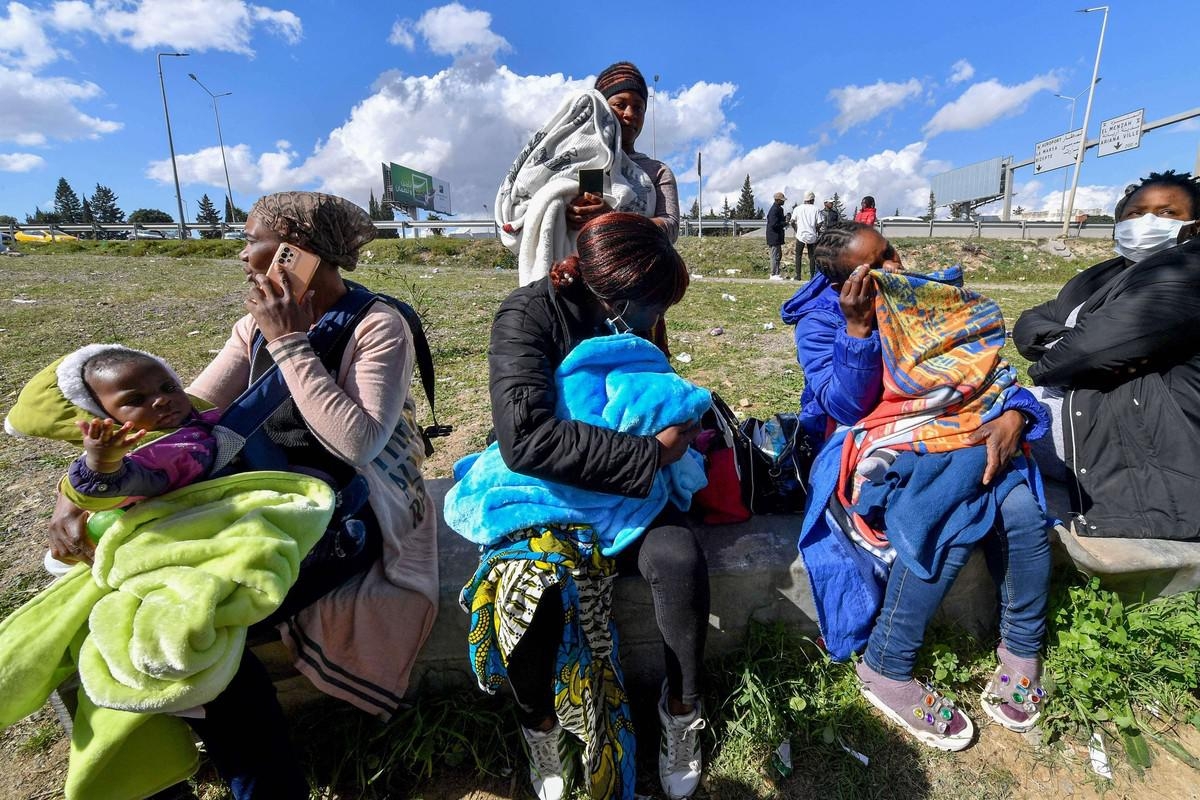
top-left (59, 344), bottom-right (222, 511)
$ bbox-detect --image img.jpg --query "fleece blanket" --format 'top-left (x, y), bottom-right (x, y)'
top-left (0, 471), bottom-right (334, 799)
top-left (495, 90), bottom-right (656, 286)
top-left (444, 334), bottom-right (709, 556)
top-left (797, 271), bottom-right (1031, 659)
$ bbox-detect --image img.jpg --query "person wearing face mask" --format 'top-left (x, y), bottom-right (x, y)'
top-left (1014, 170), bottom-right (1200, 540)
top-left (478, 212), bottom-right (709, 800)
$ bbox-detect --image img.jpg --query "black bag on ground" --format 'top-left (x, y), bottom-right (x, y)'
top-left (703, 393), bottom-right (811, 515)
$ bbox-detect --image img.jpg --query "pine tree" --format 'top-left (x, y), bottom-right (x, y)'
top-left (894, 208), bottom-right (900, 216)
top-left (26, 207), bottom-right (62, 224)
top-left (368, 190), bottom-right (397, 238)
top-left (830, 192), bottom-right (846, 220)
top-left (734, 174), bottom-right (757, 220)
top-left (755, 207), bottom-right (764, 220)
top-left (81, 199), bottom-right (94, 225)
top-left (921, 191), bottom-right (936, 222)
top-left (53, 178), bottom-right (83, 223)
top-left (196, 194), bottom-right (222, 239)
top-left (89, 184), bottom-right (125, 223)
top-left (721, 197), bottom-right (732, 220)
top-left (224, 197), bottom-right (246, 224)
top-left (688, 199), bottom-right (700, 220)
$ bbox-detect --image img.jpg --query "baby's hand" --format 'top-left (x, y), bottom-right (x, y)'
top-left (78, 418), bottom-right (147, 472)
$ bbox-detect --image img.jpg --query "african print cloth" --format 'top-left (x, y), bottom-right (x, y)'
top-left (462, 524), bottom-right (636, 800)
top-left (837, 269), bottom-right (1019, 547)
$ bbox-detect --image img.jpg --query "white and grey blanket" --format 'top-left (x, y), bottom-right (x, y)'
top-left (495, 90), bottom-right (656, 286)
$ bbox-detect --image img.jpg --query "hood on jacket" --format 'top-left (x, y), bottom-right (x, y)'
top-left (781, 273), bottom-right (835, 326)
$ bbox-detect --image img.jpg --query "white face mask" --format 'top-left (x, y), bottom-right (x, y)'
top-left (1114, 213), bottom-right (1193, 263)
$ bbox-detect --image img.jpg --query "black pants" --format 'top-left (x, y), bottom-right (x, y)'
top-left (507, 506), bottom-right (710, 728)
top-left (796, 240), bottom-right (817, 277)
top-left (183, 516), bottom-right (382, 799)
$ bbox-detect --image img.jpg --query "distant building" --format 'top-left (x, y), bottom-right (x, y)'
top-left (1013, 207), bottom-right (1104, 222)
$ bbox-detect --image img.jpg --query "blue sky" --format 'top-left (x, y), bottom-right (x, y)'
top-left (2, 0), bottom-right (1198, 223)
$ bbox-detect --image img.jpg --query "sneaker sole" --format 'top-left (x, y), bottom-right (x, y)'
top-left (859, 683), bottom-right (974, 752)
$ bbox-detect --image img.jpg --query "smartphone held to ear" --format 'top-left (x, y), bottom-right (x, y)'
top-left (266, 243), bottom-right (322, 296)
top-left (578, 168), bottom-right (605, 196)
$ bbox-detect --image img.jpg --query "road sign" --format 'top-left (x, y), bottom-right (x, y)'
top-left (1034, 129), bottom-right (1083, 174)
top-left (1098, 109), bottom-right (1144, 157)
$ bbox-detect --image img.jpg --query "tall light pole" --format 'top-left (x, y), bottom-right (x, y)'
top-left (189, 72), bottom-right (237, 224)
top-left (157, 52), bottom-right (189, 239)
top-left (1054, 77), bottom-right (1101, 222)
top-left (1061, 6), bottom-right (1108, 237)
top-left (652, 73), bottom-right (660, 159)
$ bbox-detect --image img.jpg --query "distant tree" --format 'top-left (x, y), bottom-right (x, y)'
top-left (128, 208), bottom-right (174, 224)
top-left (830, 192), bottom-right (846, 220)
top-left (1013, 205), bottom-right (1026, 217)
top-left (81, 199), bottom-right (94, 225)
top-left (1087, 213), bottom-right (1114, 224)
top-left (196, 194), bottom-right (222, 238)
top-left (53, 178), bottom-right (83, 223)
top-left (426, 212), bottom-right (444, 237)
top-left (0, 214), bottom-right (16, 228)
top-left (949, 201), bottom-right (971, 221)
top-left (368, 190), bottom-right (397, 238)
top-left (920, 191), bottom-right (936, 222)
top-left (755, 207), bottom-right (764, 220)
top-left (89, 184), bottom-right (125, 223)
top-left (702, 207), bottom-right (721, 220)
top-left (734, 174), bottom-right (757, 220)
top-left (224, 197), bottom-right (247, 223)
top-left (721, 197), bottom-right (732, 220)
top-left (26, 207), bottom-right (63, 225)
top-left (688, 199), bottom-right (700, 220)
top-left (894, 208), bottom-right (900, 216)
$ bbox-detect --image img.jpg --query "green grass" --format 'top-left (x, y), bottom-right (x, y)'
top-left (2, 237), bottom-right (1196, 798)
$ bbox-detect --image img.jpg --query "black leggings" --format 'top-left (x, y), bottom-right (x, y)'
top-left (506, 505), bottom-right (710, 728)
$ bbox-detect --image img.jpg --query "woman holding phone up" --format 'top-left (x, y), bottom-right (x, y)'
top-left (567, 62), bottom-right (680, 242)
top-left (48, 191), bottom-right (439, 799)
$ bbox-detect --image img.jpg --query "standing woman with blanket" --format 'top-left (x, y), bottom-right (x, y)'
top-left (47, 192), bottom-right (439, 799)
top-left (474, 212), bottom-right (708, 800)
top-left (567, 62), bottom-right (680, 242)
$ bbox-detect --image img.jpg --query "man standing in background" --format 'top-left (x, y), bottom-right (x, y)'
top-left (767, 191), bottom-right (787, 280)
top-left (792, 191), bottom-right (821, 278)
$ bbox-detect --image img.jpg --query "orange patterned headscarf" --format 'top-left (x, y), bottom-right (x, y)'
top-left (249, 192), bottom-right (377, 270)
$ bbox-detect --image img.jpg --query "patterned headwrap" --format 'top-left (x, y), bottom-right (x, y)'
top-left (248, 191), bottom-right (377, 270)
top-left (595, 62), bottom-right (648, 102)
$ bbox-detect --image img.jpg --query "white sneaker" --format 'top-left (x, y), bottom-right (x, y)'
top-left (521, 723), bottom-right (569, 800)
top-left (769, 274), bottom-right (784, 280)
top-left (658, 683), bottom-right (705, 798)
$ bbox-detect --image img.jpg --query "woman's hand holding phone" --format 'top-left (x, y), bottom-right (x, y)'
top-left (246, 244), bottom-right (319, 341)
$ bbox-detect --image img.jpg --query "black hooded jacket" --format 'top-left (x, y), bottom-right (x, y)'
top-left (1014, 238), bottom-right (1200, 539)
top-left (766, 201), bottom-right (786, 246)
top-left (487, 277), bottom-right (661, 498)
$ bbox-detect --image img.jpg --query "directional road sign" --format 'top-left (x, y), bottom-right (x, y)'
top-left (1034, 129), bottom-right (1084, 174)
top-left (1098, 109), bottom-right (1144, 158)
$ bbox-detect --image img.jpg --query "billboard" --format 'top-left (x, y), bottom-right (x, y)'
top-left (382, 162), bottom-right (452, 214)
top-left (929, 157), bottom-right (1005, 206)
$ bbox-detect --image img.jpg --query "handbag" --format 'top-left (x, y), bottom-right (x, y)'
top-left (693, 394), bottom-right (812, 519)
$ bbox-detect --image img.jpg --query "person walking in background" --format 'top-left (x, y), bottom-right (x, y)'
top-left (792, 191), bottom-right (821, 279)
top-left (767, 191), bottom-right (787, 280)
top-left (854, 195), bottom-right (878, 226)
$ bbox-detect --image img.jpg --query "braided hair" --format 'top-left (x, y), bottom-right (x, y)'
top-left (594, 62), bottom-right (648, 101)
top-left (549, 213), bottom-right (688, 308)
top-left (811, 220), bottom-right (875, 283)
top-left (1117, 170), bottom-right (1200, 220)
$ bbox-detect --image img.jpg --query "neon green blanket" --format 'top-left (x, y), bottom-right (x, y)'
top-left (0, 470), bottom-right (335, 799)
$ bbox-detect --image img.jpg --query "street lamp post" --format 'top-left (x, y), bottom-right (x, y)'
top-left (157, 52), bottom-right (189, 240)
top-left (189, 73), bottom-right (237, 224)
top-left (1061, 6), bottom-right (1109, 237)
top-left (652, 74), bottom-right (660, 160)
top-left (1054, 77), bottom-right (1101, 222)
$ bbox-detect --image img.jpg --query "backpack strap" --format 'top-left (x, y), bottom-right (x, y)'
top-left (345, 280), bottom-right (452, 455)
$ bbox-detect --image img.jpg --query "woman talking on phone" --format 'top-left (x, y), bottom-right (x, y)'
top-left (566, 62), bottom-right (680, 242)
top-left (48, 191), bottom-right (439, 799)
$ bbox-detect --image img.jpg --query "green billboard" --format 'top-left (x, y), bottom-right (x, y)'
top-left (382, 162), bottom-right (452, 214)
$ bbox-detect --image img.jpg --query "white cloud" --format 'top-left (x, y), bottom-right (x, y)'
top-left (0, 65), bottom-right (122, 145)
top-left (924, 72), bottom-right (1061, 137)
top-left (388, 19), bottom-right (415, 49)
top-left (949, 60), bottom-right (974, 84)
top-left (402, 3), bottom-right (510, 59)
top-left (828, 79), bottom-right (922, 133)
top-left (49, 0), bottom-right (302, 55)
top-left (0, 151), bottom-right (44, 171)
top-left (149, 63), bottom-right (737, 221)
top-left (0, 2), bottom-right (59, 69)
top-left (695, 141), bottom-right (949, 218)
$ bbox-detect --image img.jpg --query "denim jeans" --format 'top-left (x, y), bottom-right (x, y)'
top-left (864, 481), bottom-right (1050, 680)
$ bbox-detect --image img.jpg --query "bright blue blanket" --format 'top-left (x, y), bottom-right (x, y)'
top-left (444, 334), bottom-right (710, 556)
